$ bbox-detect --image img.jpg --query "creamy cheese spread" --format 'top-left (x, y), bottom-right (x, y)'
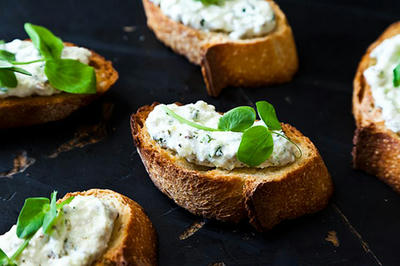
top-left (150, 0), bottom-right (276, 40)
top-left (0, 39), bottom-right (92, 98)
top-left (364, 34), bottom-right (400, 132)
top-left (146, 101), bottom-right (298, 170)
top-left (0, 195), bottom-right (118, 266)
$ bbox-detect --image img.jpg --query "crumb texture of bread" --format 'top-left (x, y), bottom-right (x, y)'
top-left (0, 43), bottom-right (118, 128)
top-left (131, 103), bottom-right (333, 231)
top-left (142, 0), bottom-right (298, 96)
top-left (61, 189), bottom-right (157, 266)
top-left (352, 21), bottom-right (400, 193)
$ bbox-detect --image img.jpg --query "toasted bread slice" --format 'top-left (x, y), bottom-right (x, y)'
top-left (352, 22), bottom-right (400, 193)
top-left (0, 42), bottom-right (118, 128)
top-left (131, 103), bottom-right (333, 231)
top-left (60, 189), bottom-right (157, 266)
top-left (142, 0), bottom-right (298, 97)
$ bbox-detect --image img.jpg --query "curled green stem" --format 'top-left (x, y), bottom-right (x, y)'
top-left (271, 131), bottom-right (302, 159)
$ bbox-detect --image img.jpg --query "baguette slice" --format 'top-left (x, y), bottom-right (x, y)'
top-left (0, 42), bottom-right (118, 128)
top-left (352, 22), bottom-right (400, 193)
top-left (60, 189), bottom-right (157, 266)
top-left (131, 103), bottom-right (333, 231)
top-left (142, 0), bottom-right (298, 97)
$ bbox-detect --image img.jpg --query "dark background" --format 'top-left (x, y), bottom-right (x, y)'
top-left (0, 0), bottom-right (399, 265)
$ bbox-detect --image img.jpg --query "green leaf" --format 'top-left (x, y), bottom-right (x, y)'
top-left (0, 50), bottom-right (15, 62)
top-left (9, 67), bottom-right (32, 76)
top-left (42, 191), bottom-right (57, 234)
top-left (7, 191), bottom-right (74, 264)
top-left (0, 69), bottom-right (17, 88)
top-left (0, 248), bottom-right (11, 266)
top-left (256, 101), bottom-right (281, 131)
top-left (0, 249), bottom-right (8, 261)
top-left (0, 65), bottom-right (31, 89)
top-left (237, 126), bottom-right (274, 167)
top-left (0, 40), bottom-right (5, 44)
top-left (57, 196), bottom-right (74, 210)
top-left (218, 106), bottom-right (256, 132)
top-left (162, 105), bottom-right (219, 131)
top-left (394, 63), bottom-right (400, 87)
top-left (44, 59), bottom-right (97, 94)
top-left (24, 23), bottom-right (63, 60)
top-left (16, 197), bottom-right (49, 238)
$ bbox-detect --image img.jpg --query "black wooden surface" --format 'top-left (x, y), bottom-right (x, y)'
top-left (1, 1), bottom-right (400, 265)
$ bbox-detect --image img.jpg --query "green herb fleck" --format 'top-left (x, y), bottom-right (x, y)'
top-left (194, 0), bottom-right (221, 5)
top-left (214, 146), bottom-right (224, 157)
top-left (201, 134), bottom-right (213, 143)
top-left (156, 137), bottom-right (165, 144)
top-left (394, 63), bottom-right (400, 87)
top-left (191, 109), bottom-right (200, 120)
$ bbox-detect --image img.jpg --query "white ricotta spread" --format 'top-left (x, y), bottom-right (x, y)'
top-left (0, 39), bottom-right (92, 98)
top-left (146, 101), bottom-right (298, 170)
top-left (364, 34), bottom-right (400, 132)
top-left (150, 0), bottom-right (276, 40)
top-left (0, 195), bottom-right (118, 266)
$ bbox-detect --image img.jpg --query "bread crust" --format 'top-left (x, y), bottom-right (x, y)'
top-left (0, 42), bottom-right (118, 128)
top-left (131, 103), bottom-right (333, 231)
top-left (352, 22), bottom-right (400, 193)
top-left (61, 189), bottom-right (157, 266)
top-left (142, 0), bottom-right (298, 96)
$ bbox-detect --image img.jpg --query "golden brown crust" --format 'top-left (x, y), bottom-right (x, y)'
top-left (352, 22), bottom-right (400, 193)
top-left (142, 0), bottom-right (298, 96)
top-left (0, 43), bottom-right (119, 128)
top-left (61, 189), bottom-right (157, 266)
top-left (130, 103), bottom-right (333, 231)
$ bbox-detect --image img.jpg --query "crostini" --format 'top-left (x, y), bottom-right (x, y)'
top-left (142, 0), bottom-right (298, 96)
top-left (131, 100), bottom-right (333, 231)
top-left (353, 22), bottom-right (400, 193)
top-left (0, 189), bottom-right (157, 266)
top-left (0, 23), bottom-right (118, 128)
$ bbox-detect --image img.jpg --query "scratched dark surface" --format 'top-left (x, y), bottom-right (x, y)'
top-left (0, 1), bottom-right (399, 265)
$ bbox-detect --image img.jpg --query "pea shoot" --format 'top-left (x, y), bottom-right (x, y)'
top-left (0, 192), bottom-right (74, 266)
top-left (163, 100), bottom-right (302, 167)
top-left (0, 23), bottom-right (96, 94)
